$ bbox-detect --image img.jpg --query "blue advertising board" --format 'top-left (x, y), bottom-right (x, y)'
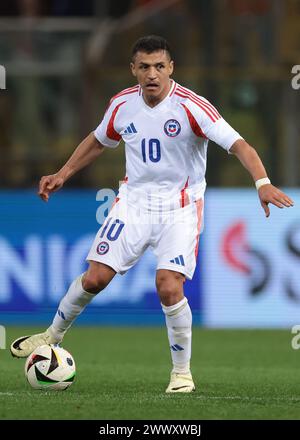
top-left (0, 190), bottom-right (202, 325)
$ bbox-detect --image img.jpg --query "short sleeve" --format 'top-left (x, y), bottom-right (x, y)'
top-left (205, 118), bottom-right (243, 152)
top-left (94, 99), bottom-right (126, 148)
top-left (187, 96), bottom-right (243, 152)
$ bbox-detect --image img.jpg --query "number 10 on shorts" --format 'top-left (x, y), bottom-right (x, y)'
top-left (100, 217), bottom-right (125, 241)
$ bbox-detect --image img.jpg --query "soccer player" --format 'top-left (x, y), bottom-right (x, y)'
top-left (11, 35), bottom-right (293, 393)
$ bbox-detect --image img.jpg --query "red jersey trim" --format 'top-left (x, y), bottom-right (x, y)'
top-left (181, 103), bottom-right (207, 138)
top-left (175, 91), bottom-right (218, 122)
top-left (180, 177), bottom-right (190, 208)
top-left (176, 85), bottom-right (221, 119)
top-left (169, 80), bottom-right (177, 97)
top-left (175, 88), bottom-right (220, 122)
top-left (112, 85), bottom-right (139, 101)
top-left (106, 101), bottom-right (126, 141)
top-left (194, 199), bottom-right (203, 258)
top-left (105, 86), bottom-right (139, 113)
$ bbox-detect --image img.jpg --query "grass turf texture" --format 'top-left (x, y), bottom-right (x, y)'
top-left (1, 327), bottom-right (299, 420)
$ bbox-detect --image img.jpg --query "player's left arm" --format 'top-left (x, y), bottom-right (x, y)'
top-left (229, 139), bottom-right (294, 217)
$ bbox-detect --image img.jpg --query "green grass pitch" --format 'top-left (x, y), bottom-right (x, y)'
top-left (1, 327), bottom-right (300, 420)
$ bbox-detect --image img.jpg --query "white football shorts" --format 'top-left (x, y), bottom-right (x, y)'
top-left (86, 196), bottom-right (204, 280)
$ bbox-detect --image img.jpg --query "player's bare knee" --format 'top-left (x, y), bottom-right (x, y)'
top-left (82, 262), bottom-right (116, 293)
top-left (82, 273), bottom-right (109, 294)
top-left (156, 273), bottom-right (184, 305)
top-left (156, 271), bottom-right (183, 290)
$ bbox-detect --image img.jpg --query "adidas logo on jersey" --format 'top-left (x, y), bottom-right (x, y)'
top-left (123, 122), bottom-right (137, 134)
top-left (170, 255), bottom-right (185, 266)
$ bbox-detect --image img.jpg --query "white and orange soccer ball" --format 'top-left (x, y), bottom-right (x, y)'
top-left (25, 345), bottom-right (76, 390)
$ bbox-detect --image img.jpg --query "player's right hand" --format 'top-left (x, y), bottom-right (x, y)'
top-left (38, 174), bottom-right (64, 202)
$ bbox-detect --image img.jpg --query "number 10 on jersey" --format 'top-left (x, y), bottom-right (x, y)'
top-left (141, 138), bottom-right (161, 163)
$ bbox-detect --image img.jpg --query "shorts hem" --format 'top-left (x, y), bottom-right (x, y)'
top-left (86, 257), bottom-right (125, 275)
top-left (156, 264), bottom-right (193, 280)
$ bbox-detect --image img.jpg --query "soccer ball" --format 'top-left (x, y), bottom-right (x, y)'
top-left (25, 344), bottom-right (76, 390)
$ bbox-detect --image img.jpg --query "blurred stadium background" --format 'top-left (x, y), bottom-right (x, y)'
top-left (0, 0), bottom-right (300, 328)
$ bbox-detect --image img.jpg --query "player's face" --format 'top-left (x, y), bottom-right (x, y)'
top-left (130, 50), bottom-right (174, 107)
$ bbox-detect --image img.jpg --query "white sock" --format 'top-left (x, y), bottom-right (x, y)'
top-left (49, 274), bottom-right (95, 340)
top-left (161, 297), bottom-right (192, 374)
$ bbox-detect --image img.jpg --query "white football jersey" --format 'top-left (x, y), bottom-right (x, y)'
top-left (94, 80), bottom-right (242, 210)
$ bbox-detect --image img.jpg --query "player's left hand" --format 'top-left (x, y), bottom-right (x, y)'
top-left (258, 184), bottom-right (294, 217)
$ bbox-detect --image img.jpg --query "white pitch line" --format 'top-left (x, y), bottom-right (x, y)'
top-left (196, 396), bottom-right (300, 402)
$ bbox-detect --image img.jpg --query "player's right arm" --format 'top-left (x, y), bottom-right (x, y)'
top-left (38, 132), bottom-right (104, 202)
top-left (39, 89), bottom-right (126, 202)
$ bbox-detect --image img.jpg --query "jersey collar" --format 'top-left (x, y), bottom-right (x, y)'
top-left (139, 79), bottom-right (177, 112)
